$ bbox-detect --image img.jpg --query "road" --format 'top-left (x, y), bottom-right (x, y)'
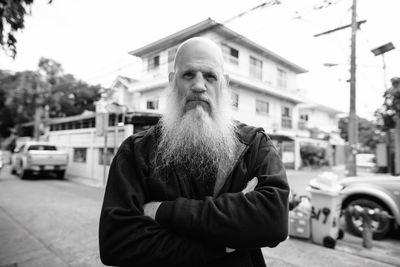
top-left (0, 165), bottom-right (103, 267)
top-left (0, 165), bottom-right (399, 267)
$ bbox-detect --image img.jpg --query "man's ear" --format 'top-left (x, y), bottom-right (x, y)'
top-left (224, 74), bottom-right (230, 86)
top-left (168, 72), bottom-right (175, 85)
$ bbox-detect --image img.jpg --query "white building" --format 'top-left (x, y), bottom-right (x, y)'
top-left (111, 18), bottom-right (345, 170)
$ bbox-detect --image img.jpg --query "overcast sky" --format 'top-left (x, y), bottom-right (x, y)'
top-left (1, 0), bottom-right (399, 120)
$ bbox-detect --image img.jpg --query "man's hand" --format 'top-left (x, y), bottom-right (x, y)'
top-left (225, 177), bottom-right (259, 254)
top-left (242, 177), bottom-right (258, 194)
top-left (143, 201), bottom-right (162, 220)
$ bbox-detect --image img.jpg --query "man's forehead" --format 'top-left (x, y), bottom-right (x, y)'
top-left (174, 37), bottom-right (224, 71)
top-left (177, 61), bottom-right (221, 73)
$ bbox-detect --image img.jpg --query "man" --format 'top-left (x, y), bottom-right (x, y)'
top-left (99, 37), bottom-right (289, 267)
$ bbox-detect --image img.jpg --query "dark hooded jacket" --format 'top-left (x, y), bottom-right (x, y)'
top-left (99, 122), bottom-right (289, 267)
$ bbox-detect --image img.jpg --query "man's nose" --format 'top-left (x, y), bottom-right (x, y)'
top-left (190, 73), bottom-right (207, 93)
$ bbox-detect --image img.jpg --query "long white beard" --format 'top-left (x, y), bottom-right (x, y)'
top-left (155, 85), bottom-right (237, 185)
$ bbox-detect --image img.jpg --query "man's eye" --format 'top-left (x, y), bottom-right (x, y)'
top-left (205, 73), bottom-right (217, 81)
top-left (183, 72), bottom-right (194, 79)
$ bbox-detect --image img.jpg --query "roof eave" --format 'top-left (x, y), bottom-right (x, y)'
top-left (129, 18), bottom-right (218, 57)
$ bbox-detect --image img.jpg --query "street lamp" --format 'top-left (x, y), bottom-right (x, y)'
top-left (371, 42), bottom-right (395, 90)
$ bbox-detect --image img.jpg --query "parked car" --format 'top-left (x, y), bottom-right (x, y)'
top-left (341, 175), bottom-right (400, 239)
top-left (11, 141), bottom-right (69, 179)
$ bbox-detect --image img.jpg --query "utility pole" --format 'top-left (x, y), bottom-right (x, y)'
top-left (348, 0), bottom-right (358, 176)
top-left (314, 0), bottom-right (361, 176)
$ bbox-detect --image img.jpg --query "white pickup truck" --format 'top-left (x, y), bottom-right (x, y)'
top-left (11, 141), bottom-right (69, 179)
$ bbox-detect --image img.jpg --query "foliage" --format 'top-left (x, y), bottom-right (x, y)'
top-left (0, 0), bottom-right (53, 58)
top-left (0, 58), bottom-right (107, 138)
top-left (338, 116), bottom-right (385, 153)
top-left (300, 144), bottom-right (329, 167)
top-left (375, 77), bottom-right (400, 130)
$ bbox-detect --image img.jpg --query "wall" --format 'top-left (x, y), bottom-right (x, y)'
top-left (299, 108), bottom-right (339, 133)
top-left (47, 125), bottom-right (133, 186)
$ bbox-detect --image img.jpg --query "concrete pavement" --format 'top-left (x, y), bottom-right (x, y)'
top-left (1, 165), bottom-right (399, 267)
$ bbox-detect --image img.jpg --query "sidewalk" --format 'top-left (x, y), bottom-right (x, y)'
top-left (263, 236), bottom-right (399, 267)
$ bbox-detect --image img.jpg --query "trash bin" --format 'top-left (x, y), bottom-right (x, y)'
top-left (307, 172), bottom-right (343, 249)
top-left (289, 196), bottom-right (311, 239)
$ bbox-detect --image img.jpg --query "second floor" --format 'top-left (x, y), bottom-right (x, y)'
top-left (128, 19), bottom-right (307, 98)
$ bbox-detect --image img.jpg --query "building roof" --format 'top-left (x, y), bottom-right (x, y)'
top-left (111, 75), bottom-right (138, 89)
top-left (129, 18), bottom-right (307, 74)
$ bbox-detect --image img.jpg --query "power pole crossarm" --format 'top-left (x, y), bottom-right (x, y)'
top-left (313, 20), bottom-right (366, 37)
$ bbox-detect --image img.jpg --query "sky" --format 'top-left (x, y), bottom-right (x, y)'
top-left (1, 0), bottom-right (400, 120)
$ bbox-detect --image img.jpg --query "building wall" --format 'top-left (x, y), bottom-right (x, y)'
top-left (229, 87), bottom-right (297, 133)
top-left (299, 108), bottom-right (339, 133)
top-left (47, 125), bottom-right (133, 186)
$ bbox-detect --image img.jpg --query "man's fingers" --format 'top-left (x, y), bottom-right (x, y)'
top-left (242, 177), bottom-right (258, 194)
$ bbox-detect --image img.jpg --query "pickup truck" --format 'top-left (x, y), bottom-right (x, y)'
top-left (11, 141), bottom-right (69, 179)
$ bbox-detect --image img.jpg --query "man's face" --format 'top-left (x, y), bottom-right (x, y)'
top-left (171, 41), bottom-right (226, 118)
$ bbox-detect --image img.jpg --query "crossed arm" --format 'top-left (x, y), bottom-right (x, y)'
top-left (143, 177), bottom-right (259, 253)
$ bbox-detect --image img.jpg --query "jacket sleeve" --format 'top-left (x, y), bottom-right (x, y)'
top-left (99, 139), bottom-right (226, 267)
top-left (155, 133), bottom-right (290, 249)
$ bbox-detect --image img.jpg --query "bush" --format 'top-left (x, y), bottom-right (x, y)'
top-left (300, 145), bottom-right (328, 168)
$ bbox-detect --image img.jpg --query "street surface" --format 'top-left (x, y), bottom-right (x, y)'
top-left (0, 165), bottom-right (399, 267)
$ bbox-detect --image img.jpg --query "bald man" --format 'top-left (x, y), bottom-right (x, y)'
top-left (99, 37), bottom-right (289, 267)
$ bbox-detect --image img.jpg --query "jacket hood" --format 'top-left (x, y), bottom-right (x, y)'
top-left (234, 121), bottom-right (265, 145)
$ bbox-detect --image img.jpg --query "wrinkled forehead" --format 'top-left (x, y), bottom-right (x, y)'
top-left (174, 38), bottom-right (224, 72)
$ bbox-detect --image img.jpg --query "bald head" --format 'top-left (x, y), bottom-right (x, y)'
top-left (173, 37), bottom-right (224, 72)
top-left (167, 36), bottom-right (230, 119)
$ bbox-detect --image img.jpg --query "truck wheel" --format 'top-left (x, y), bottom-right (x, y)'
top-left (56, 170), bottom-right (65, 179)
top-left (345, 198), bottom-right (392, 240)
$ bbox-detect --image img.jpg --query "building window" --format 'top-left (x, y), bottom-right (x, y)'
top-left (99, 148), bottom-right (115, 166)
top-left (256, 100), bottom-right (269, 115)
top-left (277, 68), bottom-right (287, 89)
top-left (148, 55), bottom-right (160, 71)
top-left (146, 98), bottom-right (159, 110)
top-left (231, 93), bottom-right (239, 109)
top-left (281, 106), bottom-right (292, 128)
top-left (222, 44), bottom-right (239, 65)
top-left (299, 114), bottom-right (309, 121)
top-left (73, 148), bottom-right (87, 163)
top-left (250, 56), bottom-right (263, 80)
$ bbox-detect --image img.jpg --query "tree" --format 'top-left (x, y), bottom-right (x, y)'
top-left (0, 58), bottom-right (107, 138)
top-left (0, 0), bottom-right (52, 58)
top-left (338, 116), bottom-right (385, 153)
top-left (375, 77), bottom-right (400, 130)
